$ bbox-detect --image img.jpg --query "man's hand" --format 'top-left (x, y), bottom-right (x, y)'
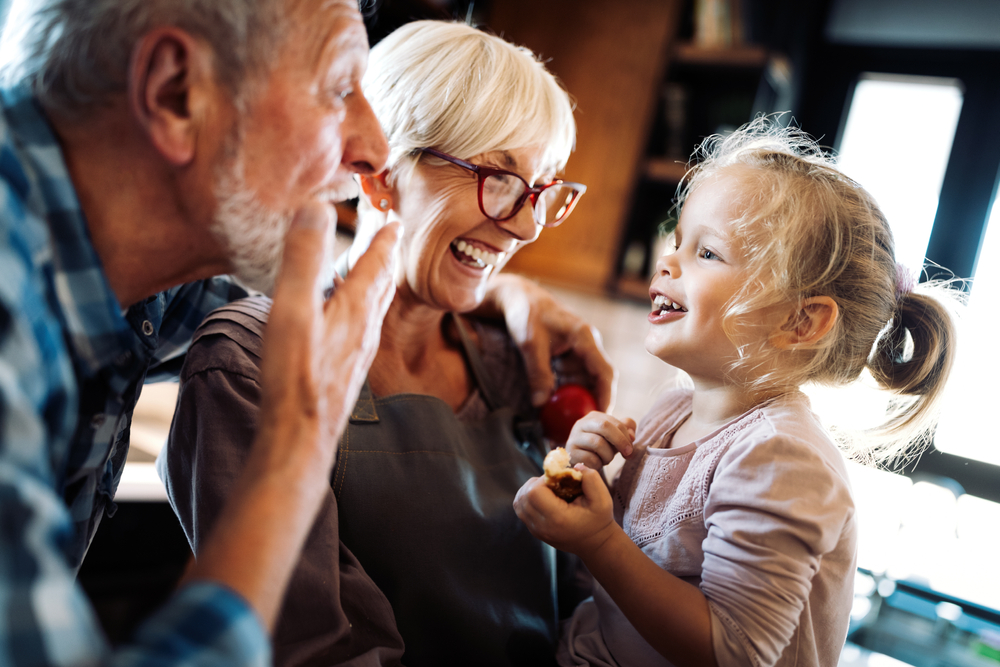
top-left (188, 203), bottom-right (398, 630)
top-left (481, 274), bottom-right (616, 410)
top-left (259, 204), bottom-right (397, 458)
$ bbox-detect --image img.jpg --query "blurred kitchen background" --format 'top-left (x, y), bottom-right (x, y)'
top-left (4, 0), bottom-right (998, 664)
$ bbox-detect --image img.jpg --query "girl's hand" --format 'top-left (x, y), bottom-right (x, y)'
top-left (567, 412), bottom-right (637, 470)
top-left (514, 466), bottom-right (620, 558)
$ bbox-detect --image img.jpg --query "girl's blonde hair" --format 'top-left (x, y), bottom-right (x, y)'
top-left (678, 116), bottom-right (963, 465)
top-left (359, 20), bottom-right (575, 195)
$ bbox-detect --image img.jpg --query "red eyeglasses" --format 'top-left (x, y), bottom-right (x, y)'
top-left (422, 148), bottom-right (586, 228)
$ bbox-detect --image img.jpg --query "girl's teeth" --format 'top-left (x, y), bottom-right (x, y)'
top-left (452, 240), bottom-right (502, 267)
top-left (651, 295), bottom-right (687, 313)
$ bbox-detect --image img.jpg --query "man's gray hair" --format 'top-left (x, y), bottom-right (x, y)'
top-left (0, 0), bottom-right (286, 115)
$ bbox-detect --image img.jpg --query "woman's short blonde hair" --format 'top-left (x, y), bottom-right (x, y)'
top-left (362, 20), bottom-right (576, 187)
top-left (678, 117), bottom-right (964, 465)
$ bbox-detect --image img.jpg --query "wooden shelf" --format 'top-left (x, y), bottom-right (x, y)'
top-left (673, 42), bottom-right (768, 68)
top-left (615, 275), bottom-right (653, 302)
top-left (644, 158), bottom-right (689, 183)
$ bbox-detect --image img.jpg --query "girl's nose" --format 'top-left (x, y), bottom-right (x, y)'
top-left (655, 250), bottom-right (678, 277)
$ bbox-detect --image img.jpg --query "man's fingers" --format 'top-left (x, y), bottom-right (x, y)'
top-left (264, 204), bottom-right (332, 374)
top-left (272, 203), bottom-right (331, 307)
top-left (318, 222), bottom-right (399, 404)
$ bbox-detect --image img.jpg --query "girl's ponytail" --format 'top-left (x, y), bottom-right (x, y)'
top-left (863, 279), bottom-right (962, 464)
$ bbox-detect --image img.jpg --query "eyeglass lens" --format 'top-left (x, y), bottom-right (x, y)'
top-left (482, 173), bottom-right (578, 226)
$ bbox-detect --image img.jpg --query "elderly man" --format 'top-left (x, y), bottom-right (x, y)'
top-left (0, 0), bottom-right (613, 664)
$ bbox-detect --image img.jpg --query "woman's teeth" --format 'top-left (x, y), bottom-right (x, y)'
top-left (453, 240), bottom-right (502, 268)
top-left (652, 294), bottom-right (687, 313)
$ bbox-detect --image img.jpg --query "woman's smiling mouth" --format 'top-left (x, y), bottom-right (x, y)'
top-left (451, 239), bottom-right (504, 268)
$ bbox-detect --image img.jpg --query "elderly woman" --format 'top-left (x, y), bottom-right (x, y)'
top-left (161, 20), bottom-right (599, 667)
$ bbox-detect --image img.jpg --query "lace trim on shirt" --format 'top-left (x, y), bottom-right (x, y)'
top-left (618, 409), bottom-right (767, 549)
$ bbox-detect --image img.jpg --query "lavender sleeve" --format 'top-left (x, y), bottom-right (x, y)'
top-left (701, 430), bottom-right (855, 666)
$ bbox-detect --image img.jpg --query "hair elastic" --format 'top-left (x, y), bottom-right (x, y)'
top-left (895, 262), bottom-right (916, 298)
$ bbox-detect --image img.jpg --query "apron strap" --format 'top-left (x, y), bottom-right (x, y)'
top-left (350, 380), bottom-right (380, 423)
top-left (452, 315), bottom-right (503, 412)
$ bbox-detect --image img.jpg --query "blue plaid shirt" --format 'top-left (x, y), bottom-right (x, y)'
top-left (0, 84), bottom-right (269, 665)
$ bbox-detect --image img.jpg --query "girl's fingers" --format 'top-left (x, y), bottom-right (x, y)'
top-left (570, 448), bottom-right (607, 471)
top-left (575, 413), bottom-right (634, 458)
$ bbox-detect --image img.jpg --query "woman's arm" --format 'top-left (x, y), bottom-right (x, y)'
top-left (478, 273), bottom-right (616, 410)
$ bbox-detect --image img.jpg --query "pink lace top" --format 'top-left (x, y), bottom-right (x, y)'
top-left (558, 389), bottom-right (858, 667)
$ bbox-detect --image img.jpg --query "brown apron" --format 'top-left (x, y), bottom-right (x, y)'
top-left (332, 316), bottom-right (559, 666)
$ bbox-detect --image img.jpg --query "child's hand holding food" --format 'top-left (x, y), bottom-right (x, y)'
top-left (513, 464), bottom-right (618, 558)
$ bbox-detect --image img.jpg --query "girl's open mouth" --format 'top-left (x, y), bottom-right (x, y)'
top-left (652, 294), bottom-right (687, 315)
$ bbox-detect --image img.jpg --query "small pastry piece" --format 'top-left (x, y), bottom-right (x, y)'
top-left (543, 447), bottom-right (583, 501)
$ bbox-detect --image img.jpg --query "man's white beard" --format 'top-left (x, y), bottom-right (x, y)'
top-left (211, 157), bottom-right (336, 295)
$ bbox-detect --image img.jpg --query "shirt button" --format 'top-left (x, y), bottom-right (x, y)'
top-left (141, 320), bottom-right (154, 336)
top-left (91, 413), bottom-right (105, 429)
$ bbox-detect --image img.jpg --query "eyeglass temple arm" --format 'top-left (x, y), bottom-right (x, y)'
top-left (422, 147), bottom-right (480, 173)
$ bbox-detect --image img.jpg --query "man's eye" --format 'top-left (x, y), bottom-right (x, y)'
top-left (328, 81), bottom-right (353, 101)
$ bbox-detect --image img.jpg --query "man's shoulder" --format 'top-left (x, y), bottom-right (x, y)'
top-left (181, 295), bottom-right (272, 381)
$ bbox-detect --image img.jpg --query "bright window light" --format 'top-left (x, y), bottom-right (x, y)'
top-left (935, 188), bottom-right (1000, 465)
top-left (836, 73), bottom-right (964, 275)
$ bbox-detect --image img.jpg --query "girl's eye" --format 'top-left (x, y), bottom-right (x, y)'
top-left (699, 248), bottom-right (719, 261)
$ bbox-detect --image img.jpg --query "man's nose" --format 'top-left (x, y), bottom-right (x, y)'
top-left (343, 91), bottom-right (389, 175)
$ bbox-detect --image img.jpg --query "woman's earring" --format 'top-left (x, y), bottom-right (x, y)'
top-left (379, 199), bottom-right (389, 210)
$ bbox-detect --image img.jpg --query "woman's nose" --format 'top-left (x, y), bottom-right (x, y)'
top-left (497, 201), bottom-right (542, 243)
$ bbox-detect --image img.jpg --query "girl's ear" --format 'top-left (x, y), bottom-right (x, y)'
top-left (359, 171), bottom-right (392, 209)
top-left (770, 296), bottom-right (839, 349)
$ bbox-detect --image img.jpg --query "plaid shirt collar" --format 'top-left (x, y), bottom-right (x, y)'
top-left (1, 83), bottom-right (142, 378)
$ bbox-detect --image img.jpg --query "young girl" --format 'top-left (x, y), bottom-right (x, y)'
top-left (514, 119), bottom-right (961, 667)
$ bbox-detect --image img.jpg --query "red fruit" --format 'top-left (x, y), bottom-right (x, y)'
top-left (540, 384), bottom-right (597, 445)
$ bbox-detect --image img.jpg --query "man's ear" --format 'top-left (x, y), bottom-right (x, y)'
top-left (770, 296), bottom-right (839, 349)
top-left (128, 28), bottom-right (216, 166)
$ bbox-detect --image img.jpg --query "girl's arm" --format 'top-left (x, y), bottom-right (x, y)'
top-left (515, 471), bottom-right (717, 667)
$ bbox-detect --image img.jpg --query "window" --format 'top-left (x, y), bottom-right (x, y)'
top-left (936, 191), bottom-right (1000, 466)
top-left (836, 74), bottom-right (964, 274)
top-left (801, 56), bottom-right (1000, 618)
